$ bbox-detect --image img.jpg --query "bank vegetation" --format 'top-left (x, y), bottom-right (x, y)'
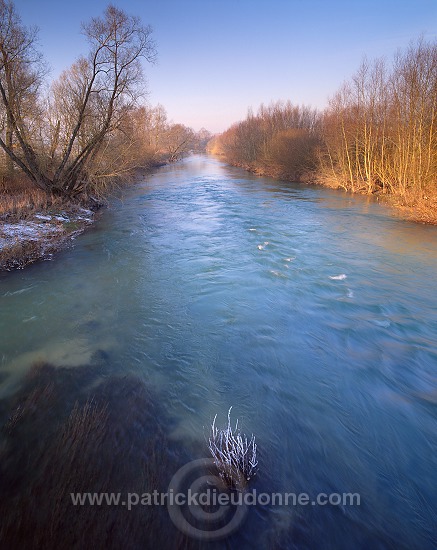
top-left (209, 39), bottom-right (436, 223)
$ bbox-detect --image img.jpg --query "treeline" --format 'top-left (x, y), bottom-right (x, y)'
top-left (209, 39), bottom-right (436, 210)
top-left (208, 103), bottom-right (320, 182)
top-left (0, 1), bottom-right (210, 199)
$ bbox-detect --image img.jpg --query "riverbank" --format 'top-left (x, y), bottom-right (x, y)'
top-left (381, 194), bottom-right (437, 225)
top-left (0, 205), bottom-right (95, 271)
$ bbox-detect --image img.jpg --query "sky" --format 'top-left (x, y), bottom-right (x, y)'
top-left (13, 0), bottom-right (437, 133)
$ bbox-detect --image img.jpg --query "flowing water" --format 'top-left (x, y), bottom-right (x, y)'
top-left (0, 155), bottom-right (436, 548)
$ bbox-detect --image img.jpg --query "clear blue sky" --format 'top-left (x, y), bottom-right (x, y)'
top-left (14, 0), bottom-right (437, 133)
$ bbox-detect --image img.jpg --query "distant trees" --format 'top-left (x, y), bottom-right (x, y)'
top-left (265, 129), bottom-right (320, 181)
top-left (123, 105), bottom-right (204, 163)
top-left (161, 123), bottom-right (195, 162)
top-left (193, 128), bottom-right (212, 153)
top-left (213, 38), bottom-right (436, 206)
top-left (211, 101), bottom-right (320, 181)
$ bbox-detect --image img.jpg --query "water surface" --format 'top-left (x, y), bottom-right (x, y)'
top-left (1, 156), bottom-right (436, 548)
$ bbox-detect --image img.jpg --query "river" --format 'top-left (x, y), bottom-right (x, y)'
top-left (0, 155), bottom-right (436, 549)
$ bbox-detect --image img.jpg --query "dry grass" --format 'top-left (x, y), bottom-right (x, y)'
top-left (0, 174), bottom-right (59, 221)
top-left (306, 173), bottom-right (437, 225)
top-left (387, 194), bottom-right (437, 225)
top-left (0, 173), bottom-right (94, 221)
top-left (1, 239), bottom-right (50, 270)
top-left (0, 232), bottom-right (78, 271)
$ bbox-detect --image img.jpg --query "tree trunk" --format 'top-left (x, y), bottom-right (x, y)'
top-left (5, 116), bottom-right (13, 178)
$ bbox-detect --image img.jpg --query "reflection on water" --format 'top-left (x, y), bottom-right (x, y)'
top-left (0, 155), bottom-right (436, 548)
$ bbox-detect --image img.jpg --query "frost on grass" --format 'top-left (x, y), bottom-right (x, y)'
top-left (0, 221), bottom-right (64, 253)
top-left (0, 221), bottom-right (63, 244)
top-left (0, 209), bottom-right (94, 269)
top-left (208, 407), bottom-right (258, 491)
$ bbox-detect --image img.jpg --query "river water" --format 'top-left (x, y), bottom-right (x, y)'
top-left (0, 155), bottom-right (436, 548)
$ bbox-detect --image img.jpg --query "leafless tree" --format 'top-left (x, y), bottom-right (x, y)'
top-left (0, 0), bottom-right (45, 179)
top-left (213, 102), bottom-right (320, 180)
top-left (163, 123), bottom-right (195, 161)
top-left (319, 38), bottom-right (436, 201)
top-left (0, 3), bottom-right (156, 196)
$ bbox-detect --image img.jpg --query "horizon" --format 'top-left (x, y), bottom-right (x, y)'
top-left (14, 0), bottom-right (437, 133)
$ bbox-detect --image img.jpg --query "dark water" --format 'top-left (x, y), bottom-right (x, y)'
top-left (0, 155), bottom-right (436, 548)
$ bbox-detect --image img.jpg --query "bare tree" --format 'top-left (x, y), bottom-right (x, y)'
top-left (0, 3), bottom-right (156, 196)
top-left (319, 38), bottom-right (436, 200)
top-left (49, 5), bottom-right (156, 195)
top-left (214, 101), bottom-right (320, 179)
top-left (163, 123), bottom-right (195, 161)
top-left (0, 0), bottom-right (45, 180)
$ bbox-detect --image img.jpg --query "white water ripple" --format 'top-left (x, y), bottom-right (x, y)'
top-left (329, 274), bottom-right (347, 280)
